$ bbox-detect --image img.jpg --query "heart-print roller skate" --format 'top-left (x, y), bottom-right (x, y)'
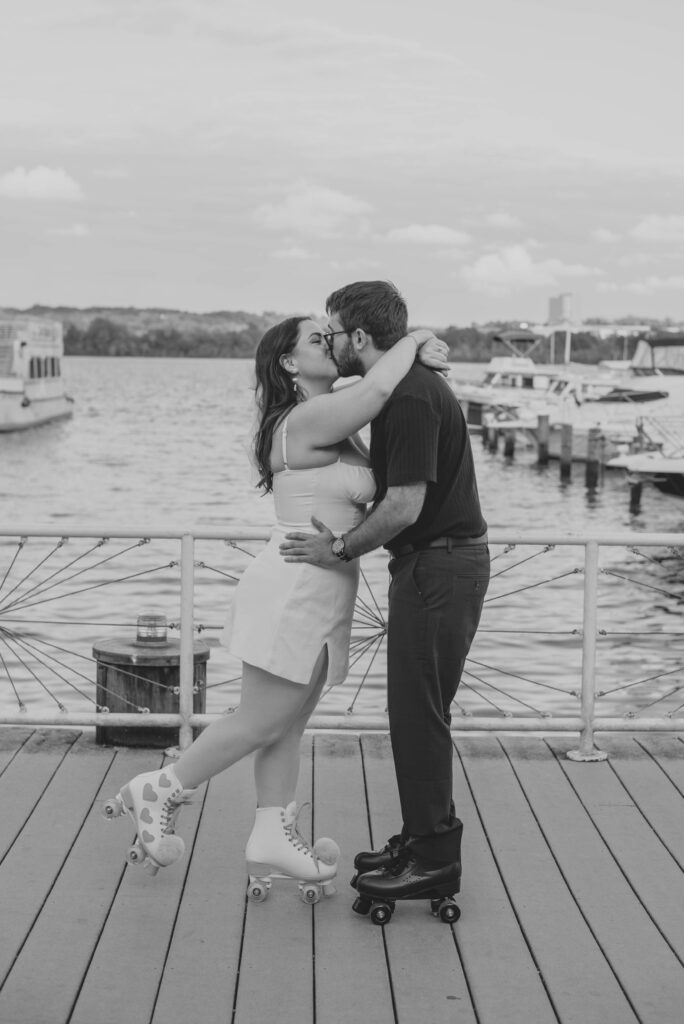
top-left (246, 802), bottom-right (340, 905)
top-left (102, 764), bottom-right (195, 875)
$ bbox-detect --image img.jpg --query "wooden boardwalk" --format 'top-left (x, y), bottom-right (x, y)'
top-left (0, 728), bottom-right (682, 1024)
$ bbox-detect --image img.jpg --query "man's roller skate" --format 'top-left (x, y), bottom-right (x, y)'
top-left (353, 821), bottom-right (463, 925)
top-left (245, 802), bottom-right (340, 905)
top-left (102, 764), bottom-right (195, 875)
top-left (350, 833), bottom-right (405, 888)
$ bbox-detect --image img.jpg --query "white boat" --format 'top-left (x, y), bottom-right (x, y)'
top-left (0, 316), bottom-right (74, 431)
top-left (606, 414), bottom-right (684, 497)
top-left (469, 331), bottom-right (684, 463)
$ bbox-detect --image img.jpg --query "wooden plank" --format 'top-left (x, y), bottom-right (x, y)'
top-left (603, 736), bottom-right (684, 868)
top-left (545, 737), bottom-right (684, 994)
top-left (151, 752), bottom-right (255, 1024)
top-left (0, 744), bottom-right (153, 1024)
top-left (0, 729), bottom-right (79, 863)
top-left (69, 758), bottom-right (208, 1024)
top-left (232, 736), bottom-right (314, 1024)
top-left (460, 735), bottom-right (639, 1024)
top-left (0, 727), bottom-right (34, 774)
top-left (361, 732), bottom-right (477, 1024)
top-left (638, 734), bottom-right (684, 793)
top-left (451, 742), bottom-right (557, 1024)
top-left (0, 732), bottom-right (113, 987)
top-left (312, 733), bottom-right (395, 1024)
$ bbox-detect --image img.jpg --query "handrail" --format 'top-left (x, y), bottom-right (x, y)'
top-left (1, 525), bottom-right (682, 762)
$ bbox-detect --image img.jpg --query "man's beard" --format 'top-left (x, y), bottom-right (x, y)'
top-left (335, 338), bottom-right (365, 377)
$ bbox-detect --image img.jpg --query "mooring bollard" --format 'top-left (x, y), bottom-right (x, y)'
top-left (537, 414), bottom-right (550, 465)
top-left (585, 428), bottom-right (602, 488)
top-left (560, 423), bottom-right (573, 481)
top-left (93, 613), bottom-right (210, 748)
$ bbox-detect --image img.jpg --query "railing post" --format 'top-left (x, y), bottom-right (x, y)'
top-left (568, 540), bottom-right (608, 761)
top-left (178, 533), bottom-right (195, 752)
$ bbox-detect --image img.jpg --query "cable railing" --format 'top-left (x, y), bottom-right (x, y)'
top-left (0, 525), bottom-right (682, 761)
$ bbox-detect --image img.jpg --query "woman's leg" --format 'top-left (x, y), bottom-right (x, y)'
top-left (253, 648), bottom-right (328, 807)
top-left (173, 658), bottom-right (325, 790)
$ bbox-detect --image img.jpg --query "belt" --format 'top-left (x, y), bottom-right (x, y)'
top-left (388, 533), bottom-right (488, 558)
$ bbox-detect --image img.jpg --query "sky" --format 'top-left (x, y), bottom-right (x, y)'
top-left (1, 0), bottom-right (683, 326)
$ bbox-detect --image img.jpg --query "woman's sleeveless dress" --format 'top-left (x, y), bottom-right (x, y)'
top-left (224, 419), bottom-right (376, 685)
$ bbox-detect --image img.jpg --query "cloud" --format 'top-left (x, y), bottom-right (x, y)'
top-left (461, 245), bottom-right (603, 294)
top-left (48, 223), bottom-right (90, 237)
top-left (271, 246), bottom-right (317, 260)
top-left (0, 166), bottom-right (84, 201)
top-left (253, 185), bottom-right (372, 239)
top-left (484, 212), bottom-right (521, 229)
top-left (631, 215), bottom-right (684, 243)
top-left (592, 227), bottom-right (621, 243)
top-left (384, 224), bottom-right (471, 246)
top-left (599, 275), bottom-right (684, 294)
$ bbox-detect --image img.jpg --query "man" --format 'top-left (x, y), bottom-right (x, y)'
top-left (280, 280), bottom-right (490, 905)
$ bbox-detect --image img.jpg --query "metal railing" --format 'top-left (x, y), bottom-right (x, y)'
top-left (0, 525), bottom-right (682, 761)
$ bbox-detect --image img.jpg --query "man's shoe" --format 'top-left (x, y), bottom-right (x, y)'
top-left (356, 852), bottom-right (461, 901)
top-left (351, 833), bottom-right (404, 887)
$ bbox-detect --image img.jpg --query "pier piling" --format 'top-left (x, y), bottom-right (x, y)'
top-left (560, 423), bottom-right (573, 481)
top-left (585, 428), bottom-right (602, 488)
top-left (503, 429), bottom-right (515, 459)
top-left (537, 414), bottom-right (550, 466)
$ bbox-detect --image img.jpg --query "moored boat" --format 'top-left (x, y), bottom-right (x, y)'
top-left (0, 316), bottom-right (74, 431)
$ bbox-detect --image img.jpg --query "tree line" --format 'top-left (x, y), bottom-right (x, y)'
top-left (62, 316), bottom-right (640, 364)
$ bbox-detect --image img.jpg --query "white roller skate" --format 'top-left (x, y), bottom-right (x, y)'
top-left (102, 764), bottom-right (195, 875)
top-left (245, 802), bottom-right (340, 905)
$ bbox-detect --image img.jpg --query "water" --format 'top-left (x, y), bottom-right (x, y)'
top-left (1, 357), bottom-right (683, 720)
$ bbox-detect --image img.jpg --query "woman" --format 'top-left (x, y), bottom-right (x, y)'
top-left (105, 316), bottom-right (447, 899)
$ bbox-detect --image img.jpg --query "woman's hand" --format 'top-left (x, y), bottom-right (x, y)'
top-left (411, 330), bottom-right (450, 375)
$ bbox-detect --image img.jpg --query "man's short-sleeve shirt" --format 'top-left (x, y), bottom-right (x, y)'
top-left (369, 363), bottom-right (487, 549)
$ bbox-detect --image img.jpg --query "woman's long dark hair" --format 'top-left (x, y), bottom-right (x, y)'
top-left (252, 316), bottom-right (307, 492)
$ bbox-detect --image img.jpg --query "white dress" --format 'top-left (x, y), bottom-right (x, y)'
top-left (224, 419), bottom-right (376, 685)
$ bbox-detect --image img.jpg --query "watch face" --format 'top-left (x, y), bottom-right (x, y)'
top-left (332, 538), bottom-right (343, 555)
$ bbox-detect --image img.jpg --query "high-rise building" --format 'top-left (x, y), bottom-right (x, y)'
top-left (548, 293), bottom-right (573, 324)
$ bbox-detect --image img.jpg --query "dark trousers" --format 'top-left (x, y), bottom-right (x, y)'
top-left (386, 545), bottom-right (490, 863)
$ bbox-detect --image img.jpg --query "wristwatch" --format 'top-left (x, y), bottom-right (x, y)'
top-left (331, 535), bottom-right (351, 562)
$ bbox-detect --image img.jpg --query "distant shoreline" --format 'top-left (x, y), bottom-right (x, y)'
top-left (3, 305), bottom-right (666, 365)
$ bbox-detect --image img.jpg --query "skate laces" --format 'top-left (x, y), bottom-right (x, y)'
top-left (286, 803), bottom-right (315, 859)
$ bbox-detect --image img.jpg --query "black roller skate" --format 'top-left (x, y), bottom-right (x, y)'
top-left (353, 847), bottom-right (461, 926)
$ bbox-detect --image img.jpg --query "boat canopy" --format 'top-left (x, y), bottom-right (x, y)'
top-left (490, 329), bottom-right (543, 358)
top-left (631, 334), bottom-right (684, 375)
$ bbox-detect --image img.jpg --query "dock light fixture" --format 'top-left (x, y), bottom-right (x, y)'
top-left (136, 614), bottom-right (168, 644)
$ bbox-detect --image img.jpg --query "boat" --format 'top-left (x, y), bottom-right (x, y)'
top-left (0, 316), bottom-right (74, 431)
top-left (606, 414), bottom-right (684, 497)
top-left (468, 330), bottom-right (684, 464)
top-left (453, 329), bottom-right (569, 428)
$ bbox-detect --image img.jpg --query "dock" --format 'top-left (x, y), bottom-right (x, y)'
top-left (0, 727), bottom-right (682, 1024)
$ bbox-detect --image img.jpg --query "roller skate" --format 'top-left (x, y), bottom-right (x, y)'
top-left (353, 822), bottom-right (463, 926)
top-left (245, 802), bottom-right (340, 906)
top-left (350, 833), bottom-right (405, 888)
top-left (102, 765), bottom-right (195, 875)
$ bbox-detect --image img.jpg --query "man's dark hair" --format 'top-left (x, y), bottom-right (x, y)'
top-left (326, 280), bottom-right (408, 351)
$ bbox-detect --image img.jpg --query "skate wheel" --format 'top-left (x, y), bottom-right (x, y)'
top-left (352, 894), bottom-right (372, 916)
top-left (439, 901), bottom-right (460, 923)
top-left (350, 872), bottom-right (359, 889)
top-left (300, 883), bottom-right (321, 905)
top-left (126, 842), bottom-right (144, 865)
top-left (370, 902), bottom-right (393, 926)
top-left (247, 881), bottom-right (269, 903)
top-left (102, 796), bottom-right (124, 819)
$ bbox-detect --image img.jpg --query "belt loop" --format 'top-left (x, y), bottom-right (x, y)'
top-left (446, 537), bottom-right (453, 553)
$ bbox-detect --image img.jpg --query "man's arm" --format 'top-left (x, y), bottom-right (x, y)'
top-left (279, 483), bottom-right (427, 567)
